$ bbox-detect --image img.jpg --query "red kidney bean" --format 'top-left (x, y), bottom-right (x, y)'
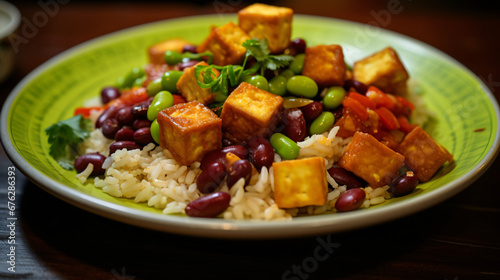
top-left (101, 87), bottom-right (121, 104)
top-left (178, 60), bottom-right (200, 71)
top-left (335, 188), bottom-right (366, 212)
top-left (196, 162), bottom-right (227, 194)
top-left (115, 127), bottom-right (135, 141)
top-left (389, 171), bottom-right (419, 197)
top-left (101, 118), bottom-right (121, 139)
top-left (74, 153), bottom-right (106, 175)
top-left (282, 108), bottom-right (307, 142)
top-left (344, 79), bottom-right (368, 95)
top-left (222, 138), bottom-right (236, 147)
top-left (300, 101), bottom-right (323, 122)
top-left (328, 167), bottom-right (364, 189)
top-left (332, 107), bottom-right (343, 121)
top-left (95, 105), bottom-right (121, 128)
top-left (182, 44), bottom-right (198, 54)
top-left (134, 127), bottom-right (154, 145)
top-left (185, 192), bottom-right (231, 218)
top-left (288, 38), bottom-right (306, 55)
top-left (222, 145), bottom-right (248, 160)
top-left (116, 106), bottom-right (134, 125)
top-left (109, 141), bottom-right (142, 155)
top-left (200, 145), bottom-right (248, 170)
top-left (131, 99), bottom-right (152, 118)
top-left (200, 150), bottom-right (227, 171)
top-left (227, 159), bottom-right (252, 188)
top-left (133, 119), bottom-right (152, 130)
top-left (246, 137), bottom-right (274, 170)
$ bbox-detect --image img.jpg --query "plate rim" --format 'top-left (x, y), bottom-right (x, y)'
top-left (2, 14), bottom-right (500, 239)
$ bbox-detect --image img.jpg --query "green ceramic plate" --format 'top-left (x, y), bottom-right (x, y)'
top-left (2, 15), bottom-right (499, 239)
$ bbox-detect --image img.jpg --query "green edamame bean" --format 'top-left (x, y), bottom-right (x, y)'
top-left (150, 119), bottom-right (160, 144)
top-left (120, 66), bottom-right (145, 89)
top-left (161, 71), bottom-right (183, 94)
top-left (164, 50), bottom-right (183, 65)
top-left (310, 111), bottom-right (335, 135)
top-left (280, 69), bottom-right (294, 80)
top-left (289, 53), bottom-right (305, 75)
top-left (286, 75), bottom-right (318, 99)
top-left (244, 75), bottom-right (269, 91)
top-left (133, 76), bottom-right (146, 88)
top-left (268, 75), bottom-right (287, 96)
top-left (270, 133), bottom-right (300, 160)
top-left (323, 86), bottom-right (346, 110)
top-left (147, 91), bottom-right (174, 121)
top-left (146, 78), bottom-right (163, 96)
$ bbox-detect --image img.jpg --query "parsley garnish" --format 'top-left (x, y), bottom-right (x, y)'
top-left (194, 38), bottom-right (294, 102)
top-left (45, 114), bottom-right (92, 170)
top-left (242, 39), bottom-right (294, 75)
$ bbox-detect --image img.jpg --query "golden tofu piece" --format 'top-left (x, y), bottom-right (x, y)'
top-left (238, 3), bottom-right (293, 54)
top-left (397, 126), bottom-right (453, 182)
top-left (339, 131), bottom-right (405, 188)
top-left (157, 101), bottom-right (222, 166)
top-left (196, 22), bottom-right (250, 66)
top-left (353, 47), bottom-right (409, 95)
top-left (148, 38), bottom-right (191, 65)
top-left (302, 44), bottom-right (346, 87)
top-left (176, 61), bottom-right (219, 105)
top-left (220, 82), bottom-right (283, 144)
top-left (273, 157), bottom-right (328, 208)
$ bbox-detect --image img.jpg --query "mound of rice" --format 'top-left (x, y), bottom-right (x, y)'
top-left (78, 125), bottom-right (393, 220)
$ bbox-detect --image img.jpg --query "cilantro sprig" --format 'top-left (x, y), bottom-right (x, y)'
top-left (194, 38), bottom-right (294, 103)
top-left (242, 39), bottom-right (294, 75)
top-left (45, 114), bottom-right (92, 170)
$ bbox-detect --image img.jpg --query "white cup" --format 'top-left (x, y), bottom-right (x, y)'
top-left (0, 1), bottom-right (20, 83)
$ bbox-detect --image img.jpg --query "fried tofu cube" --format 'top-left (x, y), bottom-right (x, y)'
top-left (339, 131), bottom-right (405, 188)
top-left (397, 126), bottom-right (453, 182)
top-left (196, 22), bottom-right (250, 66)
top-left (238, 3), bottom-right (293, 54)
top-left (176, 61), bottom-right (219, 105)
top-left (302, 44), bottom-right (346, 87)
top-left (353, 47), bottom-right (409, 95)
top-left (273, 157), bottom-right (328, 208)
top-left (148, 38), bottom-right (191, 65)
top-left (157, 101), bottom-right (222, 166)
top-left (220, 82), bottom-right (283, 143)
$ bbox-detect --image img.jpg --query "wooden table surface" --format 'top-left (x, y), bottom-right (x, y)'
top-left (1, 1), bottom-right (499, 279)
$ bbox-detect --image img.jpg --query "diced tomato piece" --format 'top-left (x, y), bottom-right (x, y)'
top-left (173, 94), bottom-right (186, 105)
top-left (108, 87), bottom-right (149, 107)
top-left (397, 116), bottom-right (417, 134)
top-left (366, 86), bottom-right (396, 111)
top-left (375, 107), bottom-right (400, 130)
top-left (342, 97), bottom-right (369, 121)
top-left (348, 92), bottom-right (376, 110)
top-left (74, 106), bottom-right (103, 118)
top-left (396, 95), bottom-right (415, 111)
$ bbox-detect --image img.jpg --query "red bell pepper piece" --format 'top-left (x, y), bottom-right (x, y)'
top-left (74, 106), bottom-right (104, 118)
top-left (173, 94), bottom-right (186, 105)
top-left (343, 97), bottom-right (369, 121)
top-left (366, 86), bottom-right (396, 111)
top-left (395, 95), bottom-right (415, 111)
top-left (397, 116), bottom-right (417, 134)
top-left (348, 92), bottom-right (376, 110)
top-left (375, 107), bottom-right (400, 130)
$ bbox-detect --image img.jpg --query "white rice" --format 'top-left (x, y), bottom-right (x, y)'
top-left (77, 125), bottom-right (391, 220)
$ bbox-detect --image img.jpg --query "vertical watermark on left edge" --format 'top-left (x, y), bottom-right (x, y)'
top-left (6, 166), bottom-right (17, 273)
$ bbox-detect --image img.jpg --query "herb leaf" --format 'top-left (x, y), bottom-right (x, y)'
top-left (45, 114), bottom-right (92, 170)
top-left (242, 38), bottom-right (294, 75)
